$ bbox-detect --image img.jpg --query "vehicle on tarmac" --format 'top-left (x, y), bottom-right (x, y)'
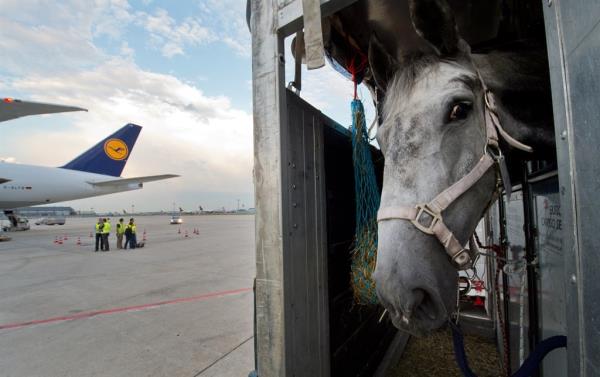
top-left (35, 217), bottom-right (66, 226)
top-left (1, 216), bottom-right (30, 231)
top-left (170, 215), bottom-right (183, 225)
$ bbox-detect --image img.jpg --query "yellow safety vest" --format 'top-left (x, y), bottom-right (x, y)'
top-left (103, 221), bottom-right (111, 234)
top-left (126, 224), bottom-right (136, 234)
top-left (117, 223), bottom-right (125, 235)
top-left (95, 223), bottom-right (102, 233)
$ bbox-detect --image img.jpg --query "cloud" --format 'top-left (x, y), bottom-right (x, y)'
top-left (136, 8), bottom-right (215, 58)
top-left (197, 0), bottom-right (251, 57)
top-left (3, 55), bottom-right (253, 210)
top-left (8, 57), bottom-right (253, 191)
top-left (0, 1), bottom-right (254, 211)
top-left (0, 1), bottom-right (139, 77)
top-left (92, 0), bottom-right (135, 39)
top-left (0, 16), bottom-right (104, 76)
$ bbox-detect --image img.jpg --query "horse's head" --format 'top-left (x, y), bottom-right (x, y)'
top-left (370, 0), bottom-right (499, 335)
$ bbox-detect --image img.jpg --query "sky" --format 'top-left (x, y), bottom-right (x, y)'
top-left (0, 0), bottom-right (374, 213)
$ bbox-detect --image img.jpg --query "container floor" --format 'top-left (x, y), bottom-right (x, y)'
top-left (388, 327), bottom-right (502, 377)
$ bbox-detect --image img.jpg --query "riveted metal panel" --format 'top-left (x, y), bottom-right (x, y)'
top-left (282, 90), bottom-right (330, 376)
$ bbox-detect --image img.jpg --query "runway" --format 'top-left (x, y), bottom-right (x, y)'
top-left (0, 215), bottom-right (255, 377)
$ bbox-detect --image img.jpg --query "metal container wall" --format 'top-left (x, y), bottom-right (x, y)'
top-left (531, 176), bottom-right (567, 376)
top-left (542, 1), bottom-right (600, 375)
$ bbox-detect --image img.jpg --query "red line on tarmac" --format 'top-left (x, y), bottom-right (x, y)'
top-left (0, 287), bottom-right (252, 331)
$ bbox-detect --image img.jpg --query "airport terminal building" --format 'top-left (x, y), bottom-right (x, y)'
top-left (1, 206), bottom-right (76, 218)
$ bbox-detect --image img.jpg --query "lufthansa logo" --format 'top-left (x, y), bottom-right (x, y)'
top-left (104, 139), bottom-right (129, 161)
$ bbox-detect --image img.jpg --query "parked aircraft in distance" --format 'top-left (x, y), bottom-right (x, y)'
top-left (0, 124), bottom-right (179, 228)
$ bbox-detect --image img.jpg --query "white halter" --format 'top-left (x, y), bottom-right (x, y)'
top-left (376, 74), bottom-right (532, 270)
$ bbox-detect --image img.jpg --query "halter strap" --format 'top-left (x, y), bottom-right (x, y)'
top-left (377, 73), bottom-right (532, 270)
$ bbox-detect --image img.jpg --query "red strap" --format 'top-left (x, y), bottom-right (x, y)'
top-left (346, 53), bottom-right (368, 100)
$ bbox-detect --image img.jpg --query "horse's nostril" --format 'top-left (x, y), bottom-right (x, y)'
top-left (411, 289), bottom-right (439, 321)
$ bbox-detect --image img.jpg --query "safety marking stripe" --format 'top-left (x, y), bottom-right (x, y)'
top-left (0, 287), bottom-right (252, 331)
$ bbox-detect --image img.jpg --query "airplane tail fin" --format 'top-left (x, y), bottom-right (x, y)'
top-left (61, 123), bottom-right (142, 177)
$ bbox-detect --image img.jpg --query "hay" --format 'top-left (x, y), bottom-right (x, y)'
top-left (349, 99), bottom-right (381, 305)
top-left (350, 220), bottom-right (379, 304)
top-left (387, 328), bottom-right (502, 377)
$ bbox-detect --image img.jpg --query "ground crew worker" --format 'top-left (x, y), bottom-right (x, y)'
top-left (116, 218), bottom-right (125, 249)
top-left (124, 218), bottom-right (137, 250)
top-left (102, 218), bottom-right (111, 251)
top-left (95, 218), bottom-right (104, 252)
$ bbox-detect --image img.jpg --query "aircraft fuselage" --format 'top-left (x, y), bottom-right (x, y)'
top-left (0, 163), bottom-right (139, 209)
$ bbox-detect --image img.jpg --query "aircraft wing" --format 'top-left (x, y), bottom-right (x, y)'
top-left (0, 178), bottom-right (11, 184)
top-left (89, 174), bottom-right (179, 187)
top-left (1, 98), bottom-right (87, 122)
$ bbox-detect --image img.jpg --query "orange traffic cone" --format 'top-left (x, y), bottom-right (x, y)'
top-left (54, 236), bottom-right (58, 244)
top-left (178, 228), bottom-right (181, 234)
top-left (57, 237), bottom-right (63, 245)
top-left (143, 229), bottom-right (147, 242)
top-left (63, 235), bottom-right (68, 241)
top-left (77, 237), bottom-right (81, 246)
top-left (184, 230), bottom-right (189, 238)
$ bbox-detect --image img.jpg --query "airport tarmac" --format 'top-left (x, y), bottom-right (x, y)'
top-left (0, 215), bottom-right (255, 377)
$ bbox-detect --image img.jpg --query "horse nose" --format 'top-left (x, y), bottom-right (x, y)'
top-left (377, 280), bottom-right (445, 325)
top-left (374, 228), bottom-right (456, 330)
top-left (406, 288), bottom-right (442, 321)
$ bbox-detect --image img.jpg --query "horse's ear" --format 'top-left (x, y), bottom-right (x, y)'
top-left (409, 0), bottom-right (469, 56)
top-left (368, 33), bottom-right (398, 94)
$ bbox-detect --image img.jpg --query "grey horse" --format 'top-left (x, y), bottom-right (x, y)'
top-left (365, 0), bottom-right (555, 335)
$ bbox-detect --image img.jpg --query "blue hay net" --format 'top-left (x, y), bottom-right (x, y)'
top-left (350, 99), bottom-right (380, 305)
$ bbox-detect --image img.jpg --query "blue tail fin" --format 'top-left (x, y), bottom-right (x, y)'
top-left (61, 124), bottom-right (142, 177)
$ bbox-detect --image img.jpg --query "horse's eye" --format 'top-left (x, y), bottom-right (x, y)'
top-left (448, 102), bottom-right (472, 122)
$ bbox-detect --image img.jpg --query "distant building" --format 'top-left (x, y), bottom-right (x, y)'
top-left (13, 206), bottom-right (76, 217)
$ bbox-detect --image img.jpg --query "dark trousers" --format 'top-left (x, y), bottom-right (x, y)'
top-left (95, 233), bottom-right (102, 251)
top-left (102, 234), bottom-right (110, 251)
top-left (124, 234), bottom-right (136, 249)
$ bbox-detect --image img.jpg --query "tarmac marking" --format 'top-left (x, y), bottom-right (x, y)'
top-left (0, 287), bottom-right (252, 331)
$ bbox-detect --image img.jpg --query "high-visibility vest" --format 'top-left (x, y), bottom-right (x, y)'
top-left (126, 224), bottom-right (136, 234)
top-left (117, 223), bottom-right (125, 235)
top-left (103, 221), bottom-right (111, 234)
top-left (95, 223), bottom-right (102, 233)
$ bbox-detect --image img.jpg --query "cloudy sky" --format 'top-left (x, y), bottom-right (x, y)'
top-left (0, 0), bottom-right (373, 213)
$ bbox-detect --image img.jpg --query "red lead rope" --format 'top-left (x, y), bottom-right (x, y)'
top-left (473, 232), bottom-right (510, 377)
top-left (346, 54), bottom-right (368, 100)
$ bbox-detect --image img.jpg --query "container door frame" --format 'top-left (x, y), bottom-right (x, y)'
top-left (542, 1), bottom-right (600, 375)
top-left (250, 1), bottom-right (357, 376)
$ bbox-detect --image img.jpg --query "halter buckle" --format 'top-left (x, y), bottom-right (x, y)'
top-left (411, 204), bottom-right (441, 235)
top-left (452, 249), bottom-right (472, 270)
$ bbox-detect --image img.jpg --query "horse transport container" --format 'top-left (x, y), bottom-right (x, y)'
top-left (250, 0), bottom-right (600, 376)
top-left (250, 1), bottom-right (406, 376)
